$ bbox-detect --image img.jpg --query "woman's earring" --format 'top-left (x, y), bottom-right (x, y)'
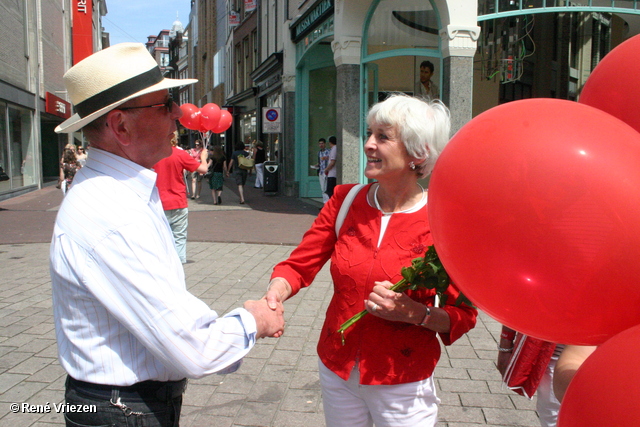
top-left (409, 161), bottom-right (416, 170)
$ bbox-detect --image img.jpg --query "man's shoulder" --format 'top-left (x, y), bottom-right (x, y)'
top-left (56, 179), bottom-right (148, 246)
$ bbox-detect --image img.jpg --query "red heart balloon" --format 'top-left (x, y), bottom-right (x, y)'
top-left (428, 98), bottom-right (640, 345)
top-left (178, 103), bottom-right (201, 130)
top-left (200, 103), bottom-right (221, 131)
top-left (211, 110), bottom-right (232, 133)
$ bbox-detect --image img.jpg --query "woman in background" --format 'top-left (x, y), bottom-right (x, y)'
top-left (76, 146), bottom-right (87, 168)
top-left (188, 140), bottom-right (204, 199)
top-left (208, 145), bottom-right (227, 205)
top-left (226, 141), bottom-right (250, 204)
top-left (60, 147), bottom-right (79, 195)
top-left (252, 140), bottom-right (266, 189)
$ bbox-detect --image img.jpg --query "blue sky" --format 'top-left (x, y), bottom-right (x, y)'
top-left (103, 0), bottom-right (192, 46)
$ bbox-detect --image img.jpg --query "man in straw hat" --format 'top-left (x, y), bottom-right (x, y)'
top-left (49, 43), bottom-right (285, 426)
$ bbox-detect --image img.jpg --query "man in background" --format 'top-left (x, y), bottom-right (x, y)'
top-left (314, 137), bottom-right (330, 203)
top-left (324, 135), bottom-right (338, 199)
top-left (154, 133), bottom-right (208, 263)
top-left (415, 60), bottom-right (439, 100)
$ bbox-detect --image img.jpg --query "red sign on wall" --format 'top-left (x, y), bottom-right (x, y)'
top-left (244, 0), bottom-right (257, 12)
top-left (45, 93), bottom-right (72, 119)
top-left (72, 0), bottom-right (93, 64)
top-left (229, 11), bottom-right (240, 27)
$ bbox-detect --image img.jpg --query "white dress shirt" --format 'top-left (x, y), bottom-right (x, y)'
top-left (50, 148), bottom-right (257, 385)
top-left (327, 145), bottom-right (337, 178)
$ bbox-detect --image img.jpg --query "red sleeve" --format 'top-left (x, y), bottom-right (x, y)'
top-left (271, 184), bottom-right (358, 297)
top-left (438, 282), bottom-right (478, 346)
top-left (177, 148), bottom-right (201, 172)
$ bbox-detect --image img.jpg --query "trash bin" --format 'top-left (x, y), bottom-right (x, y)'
top-left (264, 161), bottom-right (279, 193)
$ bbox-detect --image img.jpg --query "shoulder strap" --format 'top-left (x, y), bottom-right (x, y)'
top-left (335, 184), bottom-right (366, 237)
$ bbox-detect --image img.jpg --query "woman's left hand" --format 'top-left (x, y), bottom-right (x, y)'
top-left (365, 281), bottom-right (425, 324)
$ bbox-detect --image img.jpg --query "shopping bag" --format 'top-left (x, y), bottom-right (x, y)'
top-left (502, 334), bottom-right (556, 398)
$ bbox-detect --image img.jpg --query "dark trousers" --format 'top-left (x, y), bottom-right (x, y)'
top-left (325, 177), bottom-right (337, 198)
top-left (64, 376), bottom-right (186, 427)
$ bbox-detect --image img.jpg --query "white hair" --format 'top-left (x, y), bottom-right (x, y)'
top-left (366, 93), bottom-right (451, 178)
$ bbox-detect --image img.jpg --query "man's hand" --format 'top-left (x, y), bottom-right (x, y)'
top-left (244, 299), bottom-right (285, 339)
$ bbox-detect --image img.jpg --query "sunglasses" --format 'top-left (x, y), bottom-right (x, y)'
top-left (118, 97), bottom-right (174, 112)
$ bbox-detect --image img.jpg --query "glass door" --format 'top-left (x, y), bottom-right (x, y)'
top-left (296, 41), bottom-right (336, 198)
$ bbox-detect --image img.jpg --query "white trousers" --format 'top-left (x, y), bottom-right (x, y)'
top-left (318, 173), bottom-right (329, 203)
top-left (254, 163), bottom-right (264, 188)
top-left (536, 344), bottom-right (563, 427)
top-left (319, 359), bottom-right (440, 427)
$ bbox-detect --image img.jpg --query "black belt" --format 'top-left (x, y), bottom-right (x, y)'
top-left (67, 376), bottom-right (187, 402)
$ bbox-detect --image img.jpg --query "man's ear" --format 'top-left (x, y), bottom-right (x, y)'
top-left (105, 110), bottom-right (133, 147)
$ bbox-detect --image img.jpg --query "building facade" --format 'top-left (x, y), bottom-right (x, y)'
top-left (182, 0), bottom-right (640, 199)
top-left (0, 0), bottom-right (107, 201)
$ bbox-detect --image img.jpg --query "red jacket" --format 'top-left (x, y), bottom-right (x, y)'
top-left (154, 147), bottom-right (201, 211)
top-left (272, 184), bottom-right (477, 385)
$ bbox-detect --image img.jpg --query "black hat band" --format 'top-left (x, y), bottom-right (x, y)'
top-left (74, 67), bottom-right (163, 118)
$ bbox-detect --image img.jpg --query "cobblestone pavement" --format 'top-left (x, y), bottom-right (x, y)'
top-left (0, 185), bottom-right (541, 426)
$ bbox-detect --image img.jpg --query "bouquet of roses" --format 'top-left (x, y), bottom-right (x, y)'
top-left (337, 245), bottom-right (473, 345)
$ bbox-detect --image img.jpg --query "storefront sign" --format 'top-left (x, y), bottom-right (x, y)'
top-left (229, 10), bottom-right (240, 26)
top-left (262, 107), bottom-right (281, 133)
top-left (244, 0), bottom-right (257, 12)
top-left (295, 15), bottom-right (334, 60)
top-left (45, 93), bottom-right (71, 119)
top-left (290, 0), bottom-right (333, 42)
top-left (72, 0), bottom-right (93, 64)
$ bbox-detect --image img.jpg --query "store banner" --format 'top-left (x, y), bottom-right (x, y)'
top-left (45, 93), bottom-right (71, 119)
top-left (72, 0), bottom-right (93, 64)
top-left (244, 0), bottom-right (257, 12)
top-left (229, 10), bottom-right (240, 27)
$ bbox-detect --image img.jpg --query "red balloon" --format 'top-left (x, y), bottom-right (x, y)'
top-left (579, 34), bottom-right (640, 134)
top-left (428, 98), bottom-right (640, 345)
top-left (178, 103), bottom-right (201, 130)
top-left (200, 103), bottom-right (221, 131)
top-left (558, 324), bottom-right (640, 426)
top-left (211, 110), bottom-right (232, 133)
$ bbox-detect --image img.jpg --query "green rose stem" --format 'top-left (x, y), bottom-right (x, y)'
top-left (337, 245), bottom-right (473, 346)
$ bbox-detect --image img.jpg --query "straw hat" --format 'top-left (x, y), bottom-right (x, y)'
top-left (55, 43), bottom-right (197, 134)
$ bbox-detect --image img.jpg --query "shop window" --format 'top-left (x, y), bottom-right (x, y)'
top-left (364, 0), bottom-right (442, 103)
top-left (235, 43), bottom-right (243, 93)
top-left (0, 104), bottom-right (8, 193)
top-left (243, 36), bottom-right (251, 90)
top-left (308, 66), bottom-right (336, 178)
top-left (0, 103), bottom-right (35, 191)
top-left (365, 55), bottom-right (441, 103)
top-left (366, 0), bottom-right (439, 56)
top-left (239, 111), bottom-right (257, 149)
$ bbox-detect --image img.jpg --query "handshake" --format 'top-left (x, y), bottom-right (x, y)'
top-left (243, 299), bottom-right (285, 339)
top-left (243, 277), bottom-right (293, 339)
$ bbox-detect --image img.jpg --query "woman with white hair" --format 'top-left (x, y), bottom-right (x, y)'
top-left (265, 94), bottom-right (477, 426)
